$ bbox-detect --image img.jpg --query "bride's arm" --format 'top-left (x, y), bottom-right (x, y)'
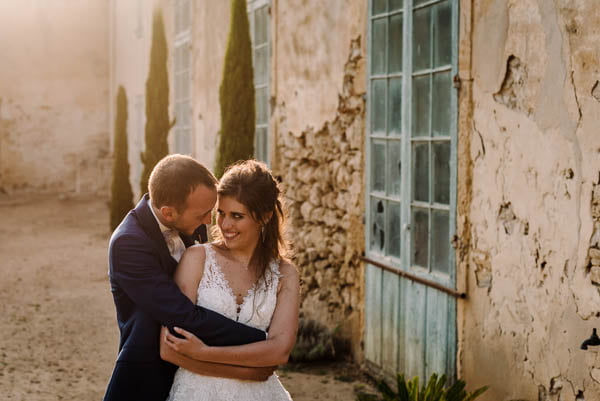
top-left (160, 246), bottom-right (277, 379)
top-left (164, 260), bottom-right (300, 367)
top-left (160, 327), bottom-right (276, 380)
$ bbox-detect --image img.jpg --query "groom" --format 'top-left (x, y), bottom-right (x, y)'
top-left (103, 155), bottom-right (272, 401)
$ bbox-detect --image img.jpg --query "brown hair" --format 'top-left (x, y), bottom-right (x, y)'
top-left (213, 160), bottom-right (288, 279)
top-left (148, 154), bottom-right (217, 211)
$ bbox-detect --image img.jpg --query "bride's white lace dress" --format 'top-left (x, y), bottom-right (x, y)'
top-left (167, 243), bottom-right (293, 401)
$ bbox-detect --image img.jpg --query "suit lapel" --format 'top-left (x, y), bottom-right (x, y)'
top-left (133, 194), bottom-right (178, 275)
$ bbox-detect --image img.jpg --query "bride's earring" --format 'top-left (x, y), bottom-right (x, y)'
top-left (261, 225), bottom-right (265, 243)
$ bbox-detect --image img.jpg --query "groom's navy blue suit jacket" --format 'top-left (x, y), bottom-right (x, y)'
top-left (103, 195), bottom-right (266, 401)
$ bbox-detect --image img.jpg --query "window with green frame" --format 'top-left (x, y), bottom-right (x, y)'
top-left (173, 0), bottom-right (193, 155)
top-left (248, 0), bottom-right (270, 165)
top-left (367, 0), bottom-right (454, 275)
top-left (365, 0), bottom-right (457, 378)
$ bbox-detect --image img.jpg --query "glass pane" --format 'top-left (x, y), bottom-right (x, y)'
top-left (413, 6), bottom-right (431, 71)
top-left (388, 14), bottom-right (403, 73)
top-left (432, 209), bottom-right (449, 274)
top-left (414, 0), bottom-right (429, 6)
top-left (255, 6), bottom-right (268, 45)
top-left (432, 71), bottom-right (451, 137)
top-left (256, 127), bottom-right (267, 162)
top-left (256, 87), bottom-right (268, 125)
top-left (371, 18), bottom-right (387, 75)
top-left (180, 103), bottom-right (187, 127)
top-left (371, 79), bottom-right (387, 135)
top-left (371, 140), bottom-right (386, 192)
top-left (175, 3), bottom-right (181, 34)
top-left (390, 0), bottom-right (403, 12)
top-left (434, 0), bottom-right (452, 67)
top-left (370, 198), bottom-right (386, 253)
top-left (433, 141), bottom-right (450, 204)
top-left (412, 142), bottom-right (429, 202)
top-left (181, 70), bottom-right (190, 99)
top-left (174, 74), bottom-right (181, 99)
top-left (411, 207), bottom-right (429, 268)
top-left (388, 78), bottom-right (402, 136)
top-left (184, 0), bottom-right (192, 30)
top-left (388, 201), bottom-right (401, 258)
top-left (182, 47), bottom-right (190, 69)
top-left (388, 139), bottom-right (401, 196)
top-left (412, 75), bottom-right (430, 137)
top-left (254, 46), bottom-right (268, 85)
top-left (373, 0), bottom-right (387, 15)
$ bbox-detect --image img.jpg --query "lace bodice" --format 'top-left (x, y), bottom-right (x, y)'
top-left (167, 243), bottom-right (292, 401)
top-left (197, 243), bottom-right (281, 331)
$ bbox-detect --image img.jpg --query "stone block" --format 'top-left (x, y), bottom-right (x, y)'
top-left (589, 247), bottom-right (600, 259)
top-left (591, 266), bottom-right (600, 286)
top-left (300, 201), bottom-right (314, 221)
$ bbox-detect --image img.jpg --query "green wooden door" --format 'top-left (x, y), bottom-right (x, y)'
top-left (365, 0), bottom-right (458, 380)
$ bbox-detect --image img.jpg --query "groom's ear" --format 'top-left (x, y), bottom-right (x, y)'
top-left (159, 205), bottom-right (178, 222)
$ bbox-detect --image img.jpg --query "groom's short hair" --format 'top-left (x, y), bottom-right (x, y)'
top-left (148, 154), bottom-right (217, 211)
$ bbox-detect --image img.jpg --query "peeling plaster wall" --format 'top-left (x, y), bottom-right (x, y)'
top-left (460, 0), bottom-right (600, 399)
top-left (0, 1), bottom-right (110, 194)
top-left (271, 0), bottom-right (367, 360)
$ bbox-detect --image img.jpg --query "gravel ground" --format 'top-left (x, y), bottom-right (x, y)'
top-left (0, 194), bottom-right (373, 401)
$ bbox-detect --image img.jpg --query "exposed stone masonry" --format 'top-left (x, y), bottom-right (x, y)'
top-left (275, 37), bottom-right (365, 349)
top-left (587, 179), bottom-right (600, 285)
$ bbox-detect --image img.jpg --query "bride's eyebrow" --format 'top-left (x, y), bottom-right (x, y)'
top-left (216, 208), bottom-right (246, 216)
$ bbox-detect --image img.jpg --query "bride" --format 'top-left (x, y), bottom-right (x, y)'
top-left (159, 160), bottom-right (298, 401)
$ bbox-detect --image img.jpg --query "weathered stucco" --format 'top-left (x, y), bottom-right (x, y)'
top-left (0, 1), bottom-right (110, 194)
top-left (460, 1), bottom-right (600, 399)
top-left (270, 0), bottom-right (367, 360)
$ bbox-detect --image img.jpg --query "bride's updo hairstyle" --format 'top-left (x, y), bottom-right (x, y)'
top-left (214, 160), bottom-right (288, 277)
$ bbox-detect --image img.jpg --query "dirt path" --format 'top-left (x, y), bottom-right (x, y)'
top-left (0, 195), bottom-right (372, 401)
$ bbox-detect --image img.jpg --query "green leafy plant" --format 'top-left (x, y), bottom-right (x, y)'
top-left (364, 373), bottom-right (488, 401)
top-left (214, 0), bottom-right (255, 178)
top-left (109, 86), bottom-right (134, 230)
top-left (139, 9), bottom-right (173, 194)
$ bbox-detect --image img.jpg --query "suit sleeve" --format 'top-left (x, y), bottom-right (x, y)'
top-left (110, 233), bottom-right (266, 346)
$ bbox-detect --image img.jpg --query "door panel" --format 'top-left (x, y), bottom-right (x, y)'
top-left (365, 0), bottom-right (458, 381)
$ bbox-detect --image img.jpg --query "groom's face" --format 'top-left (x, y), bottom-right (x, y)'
top-left (170, 184), bottom-right (217, 236)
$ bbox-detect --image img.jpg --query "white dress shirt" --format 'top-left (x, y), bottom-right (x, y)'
top-left (148, 199), bottom-right (186, 262)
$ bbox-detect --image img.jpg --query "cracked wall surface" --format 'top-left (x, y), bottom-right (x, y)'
top-left (0, 1), bottom-right (110, 195)
top-left (462, 0), bottom-right (600, 399)
top-left (269, 0), bottom-right (367, 360)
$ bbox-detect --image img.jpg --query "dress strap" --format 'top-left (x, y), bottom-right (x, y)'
top-left (200, 243), bottom-right (218, 278)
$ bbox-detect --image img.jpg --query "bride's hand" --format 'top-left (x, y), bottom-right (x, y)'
top-left (164, 326), bottom-right (209, 360)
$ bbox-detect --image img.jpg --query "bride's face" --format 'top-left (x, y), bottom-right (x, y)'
top-left (216, 196), bottom-right (261, 252)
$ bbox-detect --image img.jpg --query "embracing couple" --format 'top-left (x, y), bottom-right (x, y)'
top-left (103, 155), bottom-right (298, 401)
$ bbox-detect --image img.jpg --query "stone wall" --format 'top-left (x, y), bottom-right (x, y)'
top-left (459, 0), bottom-right (600, 399)
top-left (0, 1), bottom-right (110, 195)
top-left (268, 0), bottom-right (367, 360)
top-left (274, 37), bottom-right (366, 359)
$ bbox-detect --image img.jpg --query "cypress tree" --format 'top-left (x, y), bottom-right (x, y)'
top-left (214, 0), bottom-right (255, 178)
top-left (110, 86), bottom-right (134, 231)
top-left (140, 9), bottom-right (172, 194)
